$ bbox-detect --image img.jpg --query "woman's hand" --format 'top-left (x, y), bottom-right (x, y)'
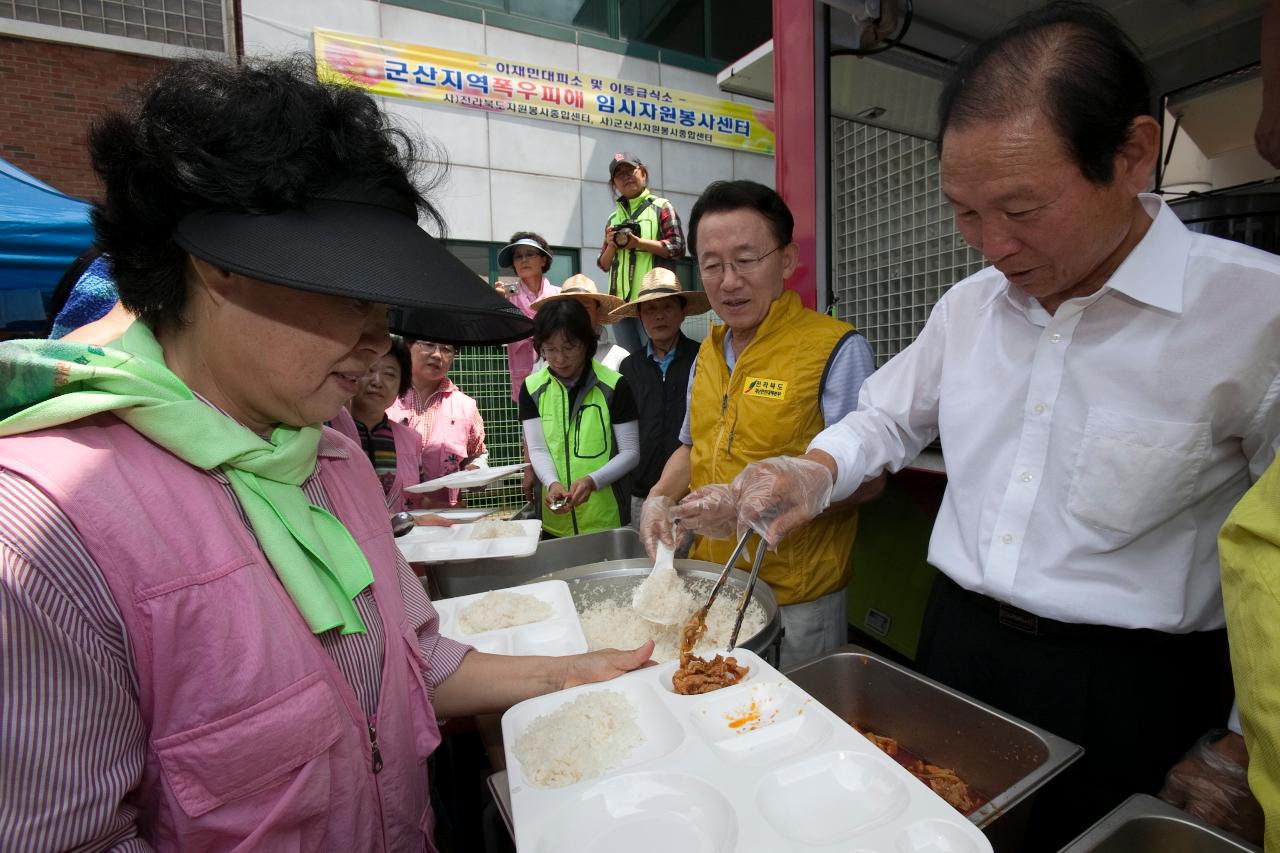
top-left (413, 514), bottom-right (455, 527)
top-left (568, 476), bottom-right (596, 508)
top-left (560, 641), bottom-right (656, 690)
top-left (545, 482), bottom-right (570, 513)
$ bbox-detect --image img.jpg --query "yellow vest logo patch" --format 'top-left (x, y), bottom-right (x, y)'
top-left (743, 376), bottom-right (787, 400)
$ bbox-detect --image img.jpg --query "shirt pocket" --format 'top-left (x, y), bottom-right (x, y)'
top-left (153, 672), bottom-right (343, 819)
top-left (1066, 407), bottom-right (1211, 536)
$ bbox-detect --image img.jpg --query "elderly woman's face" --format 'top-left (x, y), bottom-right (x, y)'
top-left (541, 330), bottom-right (587, 380)
top-left (410, 340), bottom-right (456, 387)
top-left (190, 265), bottom-right (390, 431)
top-left (358, 352), bottom-right (402, 414)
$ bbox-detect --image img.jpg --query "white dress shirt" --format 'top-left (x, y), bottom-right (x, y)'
top-left (810, 195), bottom-right (1280, 632)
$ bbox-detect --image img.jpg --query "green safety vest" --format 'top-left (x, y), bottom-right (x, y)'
top-left (607, 189), bottom-right (667, 302)
top-left (526, 361), bottom-right (626, 537)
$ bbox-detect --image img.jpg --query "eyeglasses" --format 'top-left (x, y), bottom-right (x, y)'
top-left (697, 245), bottom-right (783, 284)
top-left (512, 250), bottom-right (543, 262)
top-left (540, 341), bottom-right (583, 358)
top-left (411, 341), bottom-right (455, 355)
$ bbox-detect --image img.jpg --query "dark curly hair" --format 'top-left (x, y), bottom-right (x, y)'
top-left (89, 55), bottom-right (445, 330)
top-left (506, 231), bottom-right (552, 274)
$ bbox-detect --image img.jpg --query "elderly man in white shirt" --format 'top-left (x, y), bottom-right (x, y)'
top-left (710, 5), bottom-right (1280, 850)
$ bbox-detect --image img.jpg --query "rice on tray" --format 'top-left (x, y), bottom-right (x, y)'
top-left (577, 576), bottom-right (767, 663)
top-left (513, 691), bottom-right (644, 788)
top-left (458, 590), bottom-right (553, 634)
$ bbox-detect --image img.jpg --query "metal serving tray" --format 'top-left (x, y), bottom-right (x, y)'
top-left (786, 645), bottom-right (1083, 853)
top-left (1058, 793), bottom-right (1261, 853)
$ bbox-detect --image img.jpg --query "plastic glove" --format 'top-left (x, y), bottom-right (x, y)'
top-left (1159, 730), bottom-right (1264, 843)
top-left (638, 495), bottom-right (678, 560)
top-left (673, 484), bottom-right (737, 541)
top-left (731, 456), bottom-right (834, 548)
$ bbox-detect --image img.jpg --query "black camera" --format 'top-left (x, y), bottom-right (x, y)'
top-left (612, 220), bottom-right (641, 247)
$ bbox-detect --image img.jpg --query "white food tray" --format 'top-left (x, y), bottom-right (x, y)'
top-left (501, 648), bottom-right (994, 853)
top-left (408, 507), bottom-right (496, 523)
top-left (405, 462), bottom-right (527, 493)
top-left (433, 580), bottom-right (587, 656)
top-left (395, 518), bottom-right (540, 564)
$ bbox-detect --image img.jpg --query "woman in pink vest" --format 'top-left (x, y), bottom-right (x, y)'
top-left (0, 57), bottom-right (652, 853)
top-left (388, 339), bottom-right (485, 508)
top-left (343, 335), bottom-right (424, 515)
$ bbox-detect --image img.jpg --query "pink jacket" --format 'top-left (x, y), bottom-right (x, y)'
top-left (0, 415), bottom-right (442, 852)
top-left (331, 410), bottom-right (424, 514)
top-left (506, 277), bottom-right (559, 401)
top-left (388, 382), bottom-right (481, 507)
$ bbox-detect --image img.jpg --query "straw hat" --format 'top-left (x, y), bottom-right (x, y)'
top-left (609, 267), bottom-right (711, 319)
top-left (530, 274), bottom-right (626, 321)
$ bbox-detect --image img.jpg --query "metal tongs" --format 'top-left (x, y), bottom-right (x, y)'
top-left (683, 528), bottom-right (768, 653)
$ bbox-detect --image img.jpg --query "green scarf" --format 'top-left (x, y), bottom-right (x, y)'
top-left (0, 322), bottom-right (374, 635)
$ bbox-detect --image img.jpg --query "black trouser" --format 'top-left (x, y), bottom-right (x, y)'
top-left (917, 574), bottom-right (1233, 853)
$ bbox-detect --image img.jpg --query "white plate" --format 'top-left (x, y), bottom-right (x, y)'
top-left (396, 518), bottom-right (541, 564)
top-left (501, 649), bottom-right (994, 853)
top-left (432, 580), bottom-right (587, 656)
top-left (409, 507), bottom-right (497, 523)
top-left (405, 462), bottom-right (528, 493)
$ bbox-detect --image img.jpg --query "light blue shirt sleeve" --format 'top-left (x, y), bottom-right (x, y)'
top-left (820, 333), bottom-right (877, 427)
top-left (677, 333), bottom-right (876, 447)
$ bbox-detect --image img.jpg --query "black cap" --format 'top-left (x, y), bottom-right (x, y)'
top-left (173, 182), bottom-right (533, 345)
top-left (608, 151), bottom-right (644, 179)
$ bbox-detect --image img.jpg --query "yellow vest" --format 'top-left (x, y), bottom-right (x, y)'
top-left (689, 290), bottom-right (860, 605)
top-left (1219, 458), bottom-right (1280, 850)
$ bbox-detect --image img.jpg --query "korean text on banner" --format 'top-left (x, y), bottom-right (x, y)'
top-left (314, 29), bottom-right (776, 156)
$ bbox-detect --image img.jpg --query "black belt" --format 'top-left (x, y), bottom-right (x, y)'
top-left (940, 575), bottom-right (1201, 646)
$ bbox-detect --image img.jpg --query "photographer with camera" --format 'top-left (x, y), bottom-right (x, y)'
top-left (597, 152), bottom-right (686, 354)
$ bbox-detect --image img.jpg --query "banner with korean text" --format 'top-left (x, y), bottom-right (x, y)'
top-left (314, 29), bottom-right (775, 156)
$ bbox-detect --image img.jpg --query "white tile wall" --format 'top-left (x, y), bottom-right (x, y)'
top-left (576, 45), bottom-right (660, 83)
top-left (580, 181), bottom-right (616, 251)
top-left (381, 97), bottom-right (490, 169)
top-left (733, 150), bottom-right (775, 186)
top-left (661, 139), bottom-right (733, 196)
top-left (489, 113), bottom-right (580, 180)
top-left (576, 250), bottom-right (609, 290)
top-left (484, 26), bottom-right (578, 69)
top-left (490, 171), bottom-right (583, 246)
top-left (435, 164), bottom-right (491, 241)
top-left (578, 126), bottom-right (664, 186)
top-left (658, 64), bottom-right (723, 99)
top-left (379, 8), bottom-right (486, 54)
top-left (241, 0), bottom-right (378, 54)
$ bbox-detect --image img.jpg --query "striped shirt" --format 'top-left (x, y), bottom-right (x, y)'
top-left (0, 433), bottom-right (471, 851)
top-left (354, 415), bottom-right (399, 498)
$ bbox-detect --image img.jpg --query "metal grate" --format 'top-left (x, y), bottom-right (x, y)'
top-left (0, 0), bottom-right (227, 52)
top-left (830, 119), bottom-right (986, 366)
top-left (449, 344), bottom-right (527, 511)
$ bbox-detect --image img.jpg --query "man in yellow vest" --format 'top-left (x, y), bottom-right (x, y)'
top-left (641, 180), bottom-right (884, 668)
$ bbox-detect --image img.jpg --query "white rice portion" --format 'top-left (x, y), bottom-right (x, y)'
top-left (513, 690), bottom-right (644, 788)
top-left (470, 519), bottom-right (526, 540)
top-left (578, 577), bottom-right (768, 663)
top-left (457, 590), bottom-right (553, 634)
top-left (630, 567), bottom-right (694, 625)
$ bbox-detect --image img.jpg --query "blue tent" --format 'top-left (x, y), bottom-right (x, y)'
top-left (0, 157), bottom-right (94, 331)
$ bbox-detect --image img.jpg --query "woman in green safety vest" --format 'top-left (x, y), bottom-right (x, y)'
top-left (519, 298), bottom-right (641, 537)
top-left (596, 151), bottom-right (686, 355)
